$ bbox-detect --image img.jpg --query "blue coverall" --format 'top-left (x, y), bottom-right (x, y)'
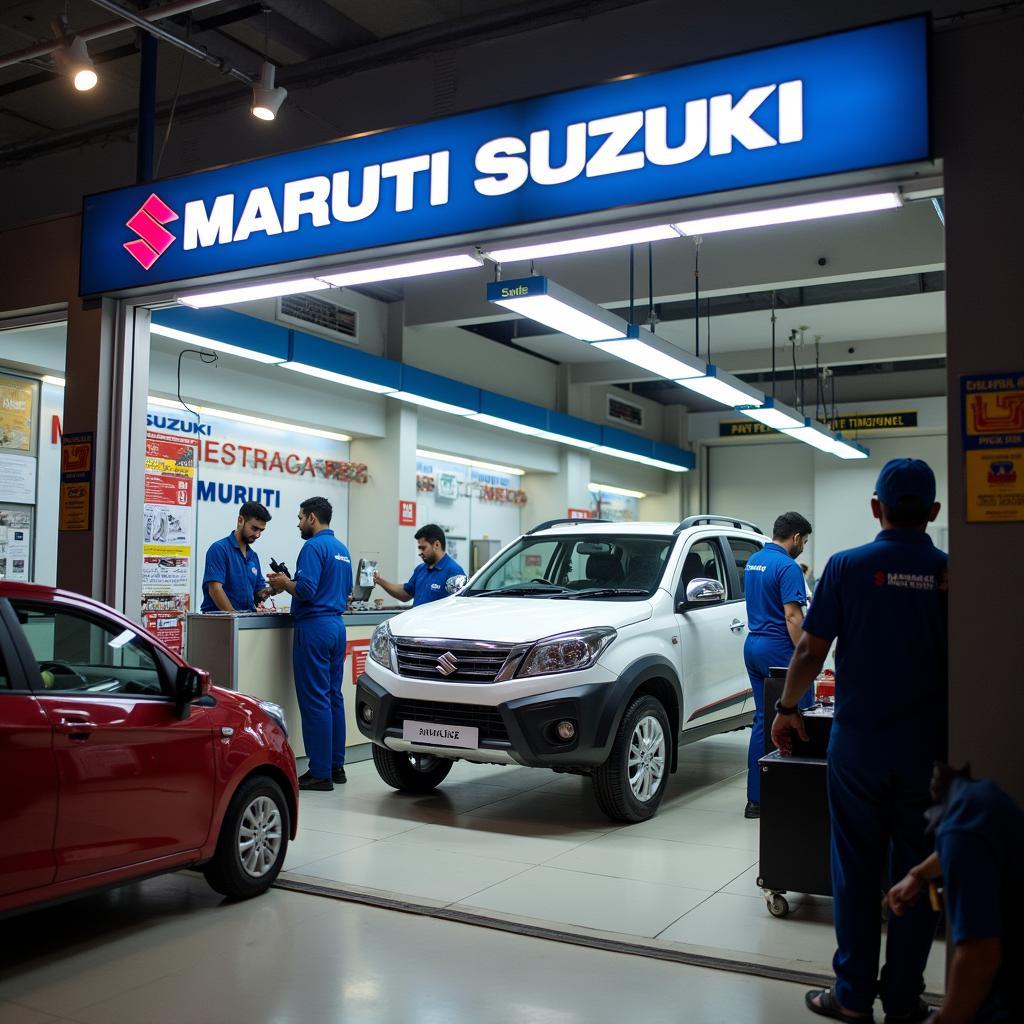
top-left (804, 529), bottom-right (948, 1016)
top-left (742, 541), bottom-right (812, 803)
top-left (291, 528), bottom-right (354, 780)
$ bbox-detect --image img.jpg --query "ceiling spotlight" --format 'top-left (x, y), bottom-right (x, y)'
top-left (55, 35), bottom-right (97, 92)
top-left (251, 61), bottom-right (286, 121)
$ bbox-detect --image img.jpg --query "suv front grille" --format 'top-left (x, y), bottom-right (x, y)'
top-left (388, 698), bottom-right (510, 744)
top-left (393, 638), bottom-right (517, 683)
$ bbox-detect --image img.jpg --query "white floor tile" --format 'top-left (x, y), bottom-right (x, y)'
top-left (384, 821), bottom-right (599, 865)
top-left (459, 864), bottom-right (713, 938)
top-left (546, 832), bottom-right (757, 891)
top-left (629, 807), bottom-right (760, 851)
top-left (0, 1003), bottom-right (61, 1024)
top-left (294, 839), bottom-right (530, 903)
top-left (284, 828), bottom-right (374, 870)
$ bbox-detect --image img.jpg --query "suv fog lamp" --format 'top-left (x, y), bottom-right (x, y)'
top-left (556, 720), bottom-right (576, 742)
top-left (361, 704), bottom-right (374, 724)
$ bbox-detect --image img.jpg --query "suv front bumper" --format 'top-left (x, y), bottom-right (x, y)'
top-left (355, 672), bottom-right (627, 769)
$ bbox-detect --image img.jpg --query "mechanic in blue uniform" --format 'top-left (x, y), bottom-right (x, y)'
top-left (267, 496), bottom-right (353, 792)
top-left (888, 764), bottom-right (1023, 1024)
top-left (772, 459), bottom-right (948, 1024)
top-left (373, 523), bottom-right (466, 606)
top-left (200, 501), bottom-right (274, 612)
top-left (742, 510), bottom-right (814, 818)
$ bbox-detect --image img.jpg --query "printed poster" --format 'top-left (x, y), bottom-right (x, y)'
top-left (142, 432), bottom-right (198, 653)
top-left (961, 372), bottom-right (1024, 523)
top-left (59, 431), bottom-right (94, 531)
top-left (0, 452), bottom-right (36, 504)
top-left (0, 507), bottom-right (32, 582)
top-left (0, 375), bottom-right (36, 452)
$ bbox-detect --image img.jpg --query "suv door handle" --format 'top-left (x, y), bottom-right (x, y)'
top-left (729, 619), bottom-right (746, 632)
top-left (55, 714), bottom-right (98, 739)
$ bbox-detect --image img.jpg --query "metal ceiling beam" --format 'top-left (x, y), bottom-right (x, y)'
top-left (85, 0), bottom-right (256, 84)
top-left (0, 0), bottom-right (223, 71)
top-left (264, 0), bottom-right (376, 52)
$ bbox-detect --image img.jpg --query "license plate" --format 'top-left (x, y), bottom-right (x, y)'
top-left (402, 719), bottom-right (479, 749)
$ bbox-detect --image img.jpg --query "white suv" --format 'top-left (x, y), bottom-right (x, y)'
top-left (356, 516), bottom-right (765, 822)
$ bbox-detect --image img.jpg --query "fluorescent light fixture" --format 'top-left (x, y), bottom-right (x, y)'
top-left (736, 396), bottom-right (803, 430)
top-left (320, 253), bottom-right (482, 287)
top-left (148, 395), bottom-right (351, 442)
top-left (416, 449), bottom-right (524, 476)
top-left (179, 278), bottom-right (328, 309)
top-left (674, 192), bottom-right (902, 236)
top-left (782, 419), bottom-right (841, 454)
top-left (487, 276), bottom-right (628, 342)
top-left (589, 482), bottom-right (646, 499)
top-left (830, 433), bottom-right (871, 460)
top-left (593, 327), bottom-right (705, 381)
top-left (591, 446), bottom-right (690, 473)
top-left (42, 375), bottom-right (66, 388)
top-left (486, 225), bottom-right (678, 263)
top-left (150, 323), bottom-right (284, 364)
top-left (391, 391), bottom-right (477, 416)
top-left (468, 413), bottom-right (598, 450)
top-left (279, 360), bottom-right (397, 395)
top-left (55, 36), bottom-right (97, 92)
top-left (677, 366), bottom-right (764, 408)
top-left (251, 61), bottom-right (287, 121)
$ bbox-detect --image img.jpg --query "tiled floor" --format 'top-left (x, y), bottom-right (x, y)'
top-left (0, 873), bottom-right (818, 1024)
top-left (284, 732), bottom-right (947, 992)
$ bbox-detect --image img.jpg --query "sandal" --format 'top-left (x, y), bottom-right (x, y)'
top-left (806, 988), bottom-right (875, 1023)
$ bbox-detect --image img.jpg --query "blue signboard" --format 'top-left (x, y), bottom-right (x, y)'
top-left (80, 17), bottom-right (929, 295)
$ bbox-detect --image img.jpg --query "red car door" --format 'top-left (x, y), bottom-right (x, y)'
top-left (8, 597), bottom-right (218, 882)
top-left (0, 601), bottom-right (58, 897)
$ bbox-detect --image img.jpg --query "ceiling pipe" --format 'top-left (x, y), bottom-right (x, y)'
top-left (85, 0), bottom-right (255, 84)
top-left (0, 0), bottom-right (222, 71)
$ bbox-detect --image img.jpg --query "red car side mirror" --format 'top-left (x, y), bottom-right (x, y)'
top-left (175, 665), bottom-right (212, 718)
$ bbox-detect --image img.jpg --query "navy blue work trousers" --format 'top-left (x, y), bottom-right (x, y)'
top-left (292, 616), bottom-right (346, 779)
top-left (744, 633), bottom-right (811, 803)
top-left (827, 750), bottom-right (938, 1015)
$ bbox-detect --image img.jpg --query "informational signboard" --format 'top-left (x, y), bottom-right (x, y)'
top-left (58, 432), bottom-right (93, 531)
top-left (719, 410), bottom-right (918, 437)
top-left (399, 500), bottom-right (417, 526)
top-left (81, 17), bottom-right (929, 295)
top-left (567, 508), bottom-right (595, 520)
top-left (142, 431), bottom-right (198, 653)
top-left (961, 372), bottom-right (1024, 523)
top-left (0, 507), bottom-right (32, 582)
top-left (347, 638), bottom-right (370, 682)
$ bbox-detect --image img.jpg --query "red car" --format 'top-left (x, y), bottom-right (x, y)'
top-left (0, 581), bottom-right (298, 916)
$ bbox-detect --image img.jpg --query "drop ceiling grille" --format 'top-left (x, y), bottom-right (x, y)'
top-left (278, 294), bottom-right (357, 341)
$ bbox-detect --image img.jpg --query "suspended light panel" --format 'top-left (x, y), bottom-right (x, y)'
top-left (486, 224), bottom-right (678, 263)
top-left (593, 326), bottom-right (705, 380)
top-left (320, 253), bottom-right (482, 287)
top-left (677, 366), bottom-right (764, 408)
top-left (487, 276), bottom-right (628, 342)
top-left (736, 397), bottom-right (803, 430)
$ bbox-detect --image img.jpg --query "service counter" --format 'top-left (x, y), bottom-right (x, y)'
top-left (185, 610), bottom-right (400, 759)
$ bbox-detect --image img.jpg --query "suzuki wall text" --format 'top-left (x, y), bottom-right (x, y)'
top-left (356, 517), bottom-right (764, 822)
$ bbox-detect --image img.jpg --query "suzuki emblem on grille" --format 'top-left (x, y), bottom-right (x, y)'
top-left (436, 652), bottom-right (459, 676)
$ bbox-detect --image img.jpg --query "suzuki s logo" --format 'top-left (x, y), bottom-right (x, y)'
top-left (436, 652), bottom-right (459, 677)
top-left (124, 193), bottom-right (178, 269)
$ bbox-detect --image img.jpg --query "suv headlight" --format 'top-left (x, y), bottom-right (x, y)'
top-left (517, 628), bottom-right (616, 678)
top-left (259, 700), bottom-right (288, 736)
top-left (369, 622), bottom-right (394, 671)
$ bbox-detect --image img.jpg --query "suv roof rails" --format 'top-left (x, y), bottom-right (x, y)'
top-left (526, 517), bottom-right (611, 535)
top-left (673, 515), bottom-right (764, 536)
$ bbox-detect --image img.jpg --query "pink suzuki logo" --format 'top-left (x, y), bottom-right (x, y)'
top-left (124, 193), bottom-right (178, 269)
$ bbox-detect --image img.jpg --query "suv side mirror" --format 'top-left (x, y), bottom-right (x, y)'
top-left (175, 665), bottom-right (211, 719)
top-left (677, 578), bottom-right (726, 611)
top-left (446, 574), bottom-right (469, 595)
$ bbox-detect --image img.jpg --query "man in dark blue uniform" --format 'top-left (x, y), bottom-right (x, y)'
top-left (742, 510), bottom-right (814, 818)
top-left (267, 496), bottom-right (353, 792)
top-left (888, 765), bottom-right (1023, 1024)
top-left (200, 501), bottom-right (274, 612)
top-left (773, 458), bottom-right (948, 1023)
top-left (373, 524), bottom-right (466, 606)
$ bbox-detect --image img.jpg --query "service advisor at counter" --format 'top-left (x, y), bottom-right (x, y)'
top-left (201, 501), bottom-right (275, 612)
top-left (374, 524), bottom-right (466, 606)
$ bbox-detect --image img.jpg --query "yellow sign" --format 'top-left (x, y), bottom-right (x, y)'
top-left (719, 409), bottom-right (918, 437)
top-left (0, 375), bottom-right (36, 451)
top-left (59, 482), bottom-right (91, 531)
top-left (961, 373), bottom-right (1024, 523)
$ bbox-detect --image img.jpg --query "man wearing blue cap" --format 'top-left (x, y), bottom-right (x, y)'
top-left (772, 459), bottom-right (948, 1024)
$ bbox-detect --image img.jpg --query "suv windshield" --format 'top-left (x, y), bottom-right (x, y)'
top-left (465, 534), bottom-right (674, 598)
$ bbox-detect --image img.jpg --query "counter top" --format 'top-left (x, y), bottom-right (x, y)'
top-left (185, 610), bottom-right (399, 629)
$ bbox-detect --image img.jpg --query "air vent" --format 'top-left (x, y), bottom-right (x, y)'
top-left (607, 392), bottom-right (644, 429)
top-left (278, 294), bottom-right (357, 341)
